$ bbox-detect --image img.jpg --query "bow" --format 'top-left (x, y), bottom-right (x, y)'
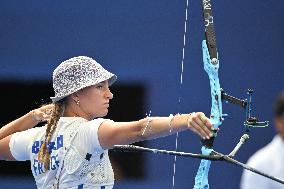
top-left (193, 0), bottom-right (221, 188)
top-left (194, 0), bottom-right (269, 188)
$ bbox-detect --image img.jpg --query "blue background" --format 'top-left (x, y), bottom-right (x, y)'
top-left (1, 0), bottom-right (284, 188)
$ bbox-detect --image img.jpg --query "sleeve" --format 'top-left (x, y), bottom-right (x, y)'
top-left (76, 118), bottom-right (111, 154)
top-left (9, 128), bottom-right (38, 161)
top-left (240, 154), bottom-right (269, 189)
top-left (240, 169), bottom-right (270, 189)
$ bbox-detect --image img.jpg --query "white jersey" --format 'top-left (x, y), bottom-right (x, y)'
top-left (9, 117), bottom-right (114, 189)
top-left (240, 135), bottom-right (284, 189)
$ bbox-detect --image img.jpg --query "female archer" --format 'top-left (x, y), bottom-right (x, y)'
top-left (0, 56), bottom-right (213, 189)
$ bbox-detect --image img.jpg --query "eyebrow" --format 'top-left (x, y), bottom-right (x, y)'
top-left (97, 81), bottom-right (108, 85)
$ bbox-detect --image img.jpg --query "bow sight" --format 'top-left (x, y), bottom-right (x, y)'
top-left (221, 88), bottom-right (269, 131)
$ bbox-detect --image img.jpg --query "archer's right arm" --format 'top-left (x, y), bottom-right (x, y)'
top-left (0, 104), bottom-right (53, 140)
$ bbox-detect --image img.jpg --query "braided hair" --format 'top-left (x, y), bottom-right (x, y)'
top-left (38, 100), bottom-right (65, 171)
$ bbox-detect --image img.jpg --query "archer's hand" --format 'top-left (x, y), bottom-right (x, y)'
top-left (32, 104), bottom-right (54, 122)
top-left (187, 112), bottom-right (213, 140)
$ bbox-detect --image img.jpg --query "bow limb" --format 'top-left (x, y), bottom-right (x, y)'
top-left (193, 41), bottom-right (222, 189)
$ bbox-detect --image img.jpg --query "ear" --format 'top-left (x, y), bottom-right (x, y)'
top-left (70, 91), bottom-right (80, 102)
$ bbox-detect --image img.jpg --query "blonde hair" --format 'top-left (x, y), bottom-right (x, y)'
top-left (38, 100), bottom-right (65, 171)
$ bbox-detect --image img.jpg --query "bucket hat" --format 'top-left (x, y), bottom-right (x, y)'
top-left (50, 56), bottom-right (117, 102)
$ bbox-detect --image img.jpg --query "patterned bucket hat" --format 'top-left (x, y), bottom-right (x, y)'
top-left (50, 56), bottom-right (117, 102)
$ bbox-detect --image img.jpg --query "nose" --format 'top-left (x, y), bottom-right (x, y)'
top-left (105, 87), bottom-right (113, 100)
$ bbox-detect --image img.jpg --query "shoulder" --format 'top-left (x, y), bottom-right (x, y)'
top-left (12, 126), bottom-right (45, 141)
top-left (246, 136), bottom-right (280, 168)
top-left (80, 118), bottom-right (113, 132)
top-left (74, 118), bottom-right (112, 153)
top-left (59, 117), bottom-right (111, 128)
top-left (86, 118), bottom-right (112, 126)
top-left (10, 126), bottom-right (46, 148)
top-left (9, 126), bottom-right (45, 161)
top-left (78, 118), bottom-right (113, 139)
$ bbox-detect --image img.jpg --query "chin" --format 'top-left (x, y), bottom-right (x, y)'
top-left (103, 111), bottom-right (108, 117)
top-left (98, 111), bottom-right (108, 118)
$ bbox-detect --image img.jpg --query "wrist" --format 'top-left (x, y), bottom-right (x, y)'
top-left (169, 113), bottom-right (190, 131)
top-left (30, 110), bottom-right (41, 124)
top-left (186, 112), bottom-right (194, 128)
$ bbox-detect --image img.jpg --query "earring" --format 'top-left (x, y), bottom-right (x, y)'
top-left (76, 100), bottom-right (80, 105)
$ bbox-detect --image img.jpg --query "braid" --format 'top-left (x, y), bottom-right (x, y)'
top-left (38, 100), bottom-right (65, 171)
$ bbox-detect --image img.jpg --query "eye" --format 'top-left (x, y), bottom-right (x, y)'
top-left (96, 85), bottom-right (103, 89)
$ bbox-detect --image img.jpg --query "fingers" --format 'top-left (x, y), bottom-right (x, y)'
top-left (187, 112), bottom-right (213, 139)
top-left (33, 104), bottom-right (54, 122)
top-left (189, 119), bottom-right (210, 139)
top-left (41, 112), bottom-right (52, 121)
top-left (188, 125), bottom-right (203, 139)
top-left (40, 104), bottom-right (54, 114)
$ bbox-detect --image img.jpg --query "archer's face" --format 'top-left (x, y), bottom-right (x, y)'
top-left (78, 80), bottom-right (113, 118)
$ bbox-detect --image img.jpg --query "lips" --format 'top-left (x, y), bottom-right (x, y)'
top-left (104, 103), bottom-right (109, 108)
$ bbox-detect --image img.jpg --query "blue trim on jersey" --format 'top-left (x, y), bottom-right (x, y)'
top-left (77, 184), bottom-right (107, 189)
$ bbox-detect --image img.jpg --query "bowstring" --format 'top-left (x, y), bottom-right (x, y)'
top-left (172, 0), bottom-right (190, 188)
